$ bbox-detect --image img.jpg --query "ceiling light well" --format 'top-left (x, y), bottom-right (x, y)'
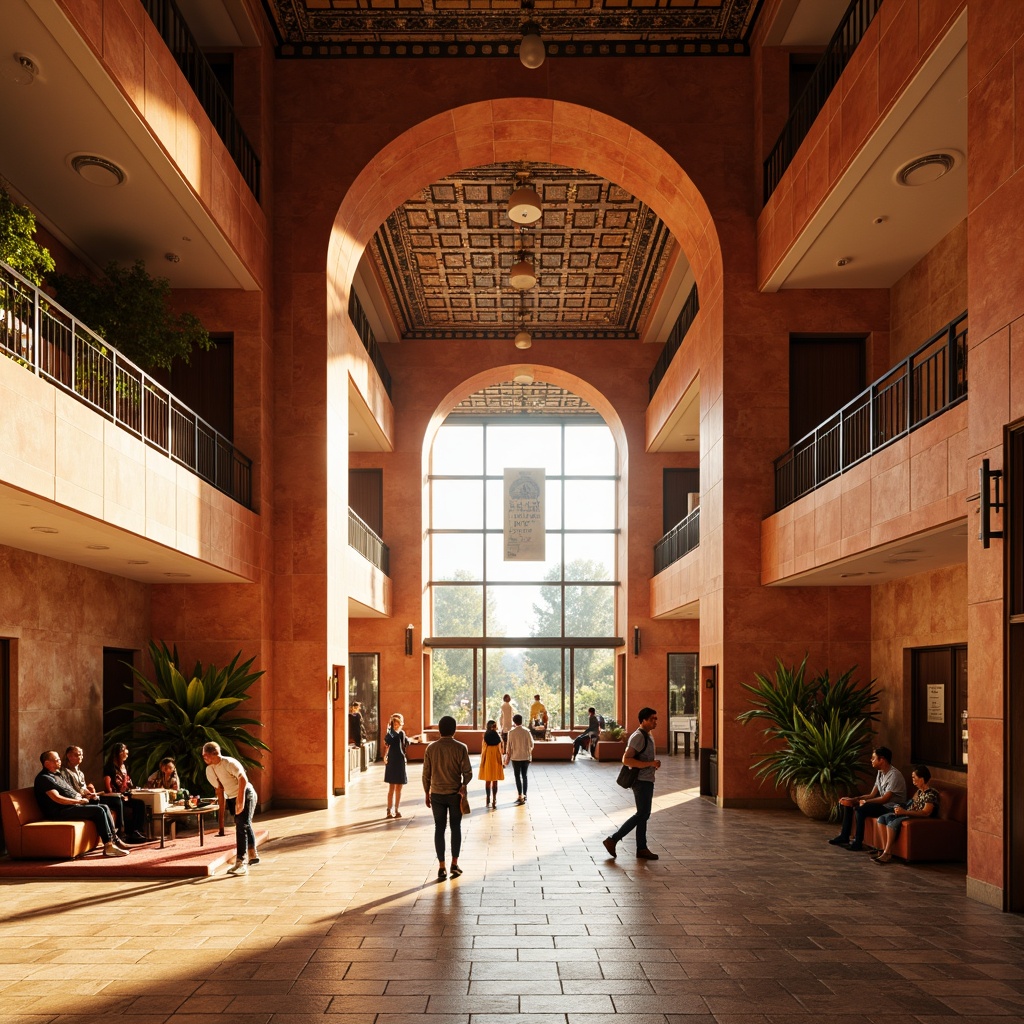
top-left (895, 151), bottom-right (960, 187)
top-left (70, 154), bottom-right (126, 187)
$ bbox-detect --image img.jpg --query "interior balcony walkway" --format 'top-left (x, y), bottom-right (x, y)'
top-left (1, 755), bottom-right (1021, 1022)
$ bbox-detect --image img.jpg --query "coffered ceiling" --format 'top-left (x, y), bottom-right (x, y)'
top-left (260, 0), bottom-right (763, 58)
top-left (368, 163), bottom-right (676, 340)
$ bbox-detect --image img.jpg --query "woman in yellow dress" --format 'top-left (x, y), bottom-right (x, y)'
top-left (478, 719), bottom-right (505, 808)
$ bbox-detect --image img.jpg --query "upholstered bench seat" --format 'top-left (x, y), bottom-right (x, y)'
top-left (1, 787), bottom-right (103, 860)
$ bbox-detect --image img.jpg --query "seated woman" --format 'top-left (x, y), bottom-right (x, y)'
top-left (872, 764), bottom-right (940, 864)
top-left (146, 757), bottom-right (181, 790)
top-left (102, 742), bottom-right (149, 843)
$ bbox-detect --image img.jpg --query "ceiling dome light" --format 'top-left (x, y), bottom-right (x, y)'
top-left (895, 152), bottom-right (958, 187)
top-left (514, 328), bottom-right (533, 349)
top-left (513, 372), bottom-right (534, 384)
top-left (509, 257), bottom-right (536, 290)
top-left (5, 53), bottom-right (39, 85)
top-left (508, 184), bottom-right (542, 224)
top-left (519, 23), bottom-right (546, 68)
top-left (70, 154), bottom-right (126, 187)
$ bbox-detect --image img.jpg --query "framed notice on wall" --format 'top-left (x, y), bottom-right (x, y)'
top-left (503, 468), bottom-right (545, 560)
top-left (926, 683), bottom-right (945, 723)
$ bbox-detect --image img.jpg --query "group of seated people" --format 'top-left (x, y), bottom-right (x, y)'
top-left (828, 745), bottom-right (940, 863)
top-left (33, 744), bottom-right (180, 858)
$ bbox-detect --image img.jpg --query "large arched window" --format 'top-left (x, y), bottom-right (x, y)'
top-left (427, 399), bottom-right (621, 730)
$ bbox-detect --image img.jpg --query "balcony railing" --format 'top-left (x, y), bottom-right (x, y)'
top-left (140, 0), bottom-right (261, 200)
top-left (763, 0), bottom-right (883, 203)
top-left (654, 505), bottom-right (700, 574)
top-left (0, 260), bottom-right (253, 509)
top-left (349, 509), bottom-right (390, 575)
top-left (774, 311), bottom-right (968, 511)
top-left (348, 290), bottom-right (393, 399)
top-left (649, 282), bottom-right (699, 401)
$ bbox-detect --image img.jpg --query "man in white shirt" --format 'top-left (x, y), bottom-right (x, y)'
top-left (505, 714), bottom-right (535, 804)
top-left (828, 746), bottom-right (907, 852)
top-left (202, 742), bottom-right (258, 874)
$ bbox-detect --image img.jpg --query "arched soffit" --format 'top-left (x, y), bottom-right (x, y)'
top-left (421, 365), bottom-right (628, 478)
top-left (326, 98), bottom-right (724, 342)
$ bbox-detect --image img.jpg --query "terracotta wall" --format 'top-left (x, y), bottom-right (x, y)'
top-left (0, 544), bottom-right (149, 788)
top-left (963, 0), bottom-right (1024, 907)
top-left (870, 563), bottom-right (967, 774)
top-left (890, 220), bottom-right (968, 363)
top-left (757, 0), bottom-right (965, 288)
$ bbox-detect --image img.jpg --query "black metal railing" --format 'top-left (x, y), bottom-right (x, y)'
top-left (774, 311), bottom-right (968, 511)
top-left (348, 290), bottom-right (393, 398)
top-left (140, 0), bottom-right (260, 200)
top-left (649, 282), bottom-right (700, 400)
top-left (763, 0), bottom-right (883, 203)
top-left (0, 260), bottom-right (253, 509)
top-left (654, 505), bottom-right (700, 574)
top-left (349, 509), bottom-right (390, 576)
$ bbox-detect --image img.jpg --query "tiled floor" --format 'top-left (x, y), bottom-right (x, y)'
top-left (2, 754), bottom-right (1022, 1024)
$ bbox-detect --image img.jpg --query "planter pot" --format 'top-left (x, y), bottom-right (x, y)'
top-left (793, 782), bottom-right (834, 821)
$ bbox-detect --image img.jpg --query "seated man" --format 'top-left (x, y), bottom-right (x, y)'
top-left (828, 745), bottom-right (907, 852)
top-left (572, 707), bottom-right (601, 760)
top-left (529, 695), bottom-right (548, 738)
top-left (34, 750), bottom-right (129, 857)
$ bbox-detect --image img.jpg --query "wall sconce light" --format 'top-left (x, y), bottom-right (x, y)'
top-left (405, 624), bottom-right (414, 657)
top-left (970, 458), bottom-right (1004, 548)
top-left (633, 626), bottom-right (641, 656)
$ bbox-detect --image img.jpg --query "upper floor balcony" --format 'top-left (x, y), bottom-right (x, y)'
top-left (348, 509), bottom-right (391, 617)
top-left (0, 260), bottom-right (252, 509)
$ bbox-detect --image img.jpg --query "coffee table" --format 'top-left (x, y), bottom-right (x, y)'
top-left (156, 805), bottom-right (219, 848)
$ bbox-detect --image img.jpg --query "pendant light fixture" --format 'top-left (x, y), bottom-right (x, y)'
top-left (509, 225), bottom-right (536, 290)
top-left (508, 167), bottom-right (542, 224)
top-left (519, 0), bottom-right (546, 69)
top-left (513, 288), bottom-right (533, 349)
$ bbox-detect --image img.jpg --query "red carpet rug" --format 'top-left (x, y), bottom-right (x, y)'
top-left (0, 827), bottom-right (269, 879)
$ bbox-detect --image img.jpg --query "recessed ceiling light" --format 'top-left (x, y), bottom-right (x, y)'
top-left (30, 526), bottom-right (58, 534)
top-left (165, 252), bottom-right (180, 263)
top-left (895, 152), bottom-right (959, 187)
top-left (873, 215), bottom-right (888, 225)
top-left (840, 572), bottom-right (865, 578)
top-left (86, 544), bottom-right (110, 550)
top-left (70, 154), bottom-right (126, 187)
top-left (127, 559), bottom-right (149, 565)
top-left (883, 557), bottom-right (917, 564)
top-left (5, 53), bottom-right (39, 85)
top-left (836, 257), bottom-right (852, 267)
top-left (164, 571), bottom-right (191, 578)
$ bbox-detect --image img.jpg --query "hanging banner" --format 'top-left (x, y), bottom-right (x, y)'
top-left (504, 468), bottom-right (545, 561)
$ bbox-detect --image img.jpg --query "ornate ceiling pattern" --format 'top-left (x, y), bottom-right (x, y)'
top-left (262, 0), bottom-right (762, 58)
top-left (449, 380), bottom-right (600, 417)
top-left (368, 163), bottom-right (675, 340)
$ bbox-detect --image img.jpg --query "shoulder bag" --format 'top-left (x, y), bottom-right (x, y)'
top-left (616, 764), bottom-right (639, 788)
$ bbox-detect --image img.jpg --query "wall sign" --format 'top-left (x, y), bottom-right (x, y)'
top-left (926, 683), bottom-right (945, 724)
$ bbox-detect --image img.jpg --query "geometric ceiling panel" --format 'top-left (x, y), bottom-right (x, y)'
top-left (448, 380), bottom-right (601, 418)
top-left (262, 0), bottom-right (762, 57)
top-left (369, 162), bottom-right (676, 340)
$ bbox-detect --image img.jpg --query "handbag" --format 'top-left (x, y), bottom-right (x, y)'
top-left (460, 791), bottom-right (471, 814)
top-left (616, 764), bottom-right (639, 789)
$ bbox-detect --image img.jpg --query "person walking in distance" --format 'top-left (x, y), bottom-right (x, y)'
top-left (422, 715), bottom-right (473, 879)
top-left (202, 742), bottom-right (258, 875)
top-left (505, 713), bottom-right (535, 804)
top-left (603, 707), bottom-right (662, 861)
top-left (498, 694), bottom-right (514, 744)
top-left (383, 713), bottom-right (409, 818)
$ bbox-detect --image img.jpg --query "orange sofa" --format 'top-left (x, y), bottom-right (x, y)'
top-left (868, 780), bottom-right (967, 863)
top-left (1, 787), bottom-right (102, 860)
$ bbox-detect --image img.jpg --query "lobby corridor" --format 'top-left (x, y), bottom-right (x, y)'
top-left (1, 754), bottom-right (1021, 1024)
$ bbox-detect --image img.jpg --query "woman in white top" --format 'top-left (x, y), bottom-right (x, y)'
top-left (202, 741), bottom-right (258, 875)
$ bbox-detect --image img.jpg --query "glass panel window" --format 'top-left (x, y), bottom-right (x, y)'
top-left (486, 424), bottom-right (562, 476)
top-left (564, 534), bottom-right (614, 579)
top-left (565, 425), bottom-right (616, 475)
top-left (490, 584), bottom-right (558, 638)
top-left (433, 424), bottom-right (483, 475)
top-left (564, 480), bottom-right (616, 529)
top-left (563, 584), bottom-right (615, 637)
top-left (432, 584), bottom-right (483, 637)
top-left (573, 647), bottom-right (615, 728)
top-left (432, 533), bottom-right (483, 581)
top-left (431, 647), bottom-right (477, 725)
top-left (485, 532), bottom-right (561, 582)
top-left (432, 480), bottom-right (484, 529)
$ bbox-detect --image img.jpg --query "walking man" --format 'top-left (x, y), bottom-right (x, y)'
top-left (498, 694), bottom-right (514, 744)
top-left (34, 750), bottom-right (128, 857)
top-left (422, 715), bottom-right (473, 879)
top-left (505, 713), bottom-right (535, 804)
top-left (603, 707), bottom-right (661, 861)
top-left (202, 742), bottom-right (258, 875)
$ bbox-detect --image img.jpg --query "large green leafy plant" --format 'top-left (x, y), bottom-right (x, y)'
top-left (737, 657), bottom-right (882, 817)
top-left (0, 182), bottom-right (54, 284)
top-left (104, 641), bottom-right (269, 794)
top-left (49, 259), bottom-right (211, 371)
